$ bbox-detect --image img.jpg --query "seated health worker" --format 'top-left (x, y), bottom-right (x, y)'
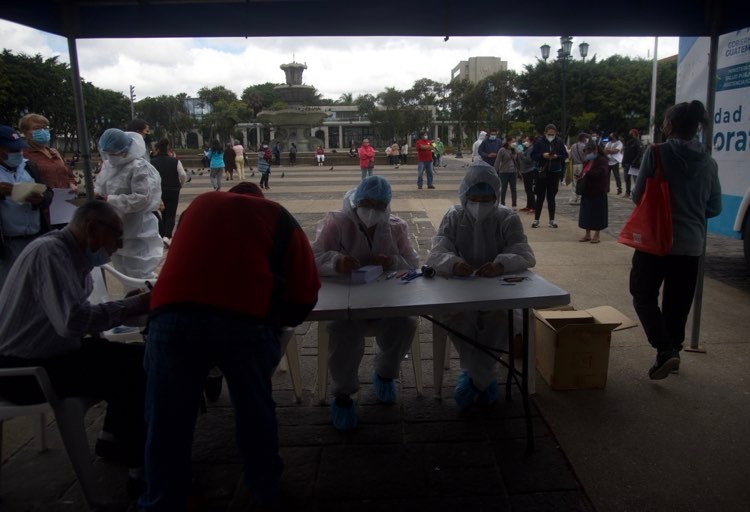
top-left (312, 176), bottom-right (419, 431)
top-left (426, 163), bottom-right (536, 409)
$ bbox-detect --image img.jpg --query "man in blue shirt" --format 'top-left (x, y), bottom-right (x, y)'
top-left (477, 129), bottom-right (502, 167)
top-left (0, 125), bottom-right (52, 287)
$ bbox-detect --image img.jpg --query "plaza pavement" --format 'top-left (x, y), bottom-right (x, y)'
top-left (1, 157), bottom-right (749, 511)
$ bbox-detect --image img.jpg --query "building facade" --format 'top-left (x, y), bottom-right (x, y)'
top-left (451, 56), bottom-right (508, 83)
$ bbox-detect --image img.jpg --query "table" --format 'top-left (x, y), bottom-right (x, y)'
top-left (308, 270), bottom-right (570, 452)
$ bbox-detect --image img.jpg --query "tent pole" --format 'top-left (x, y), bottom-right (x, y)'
top-left (687, 30), bottom-right (719, 352)
top-left (67, 37), bottom-right (94, 200)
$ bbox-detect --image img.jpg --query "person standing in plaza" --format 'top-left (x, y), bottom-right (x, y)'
top-left (494, 136), bottom-right (520, 210)
top-left (358, 139), bottom-right (375, 180)
top-left (94, 128), bottom-right (162, 279)
top-left (315, 145), bottom-right (326, 167)
top-left (471, 130), bottom-right (487, 163)
top-left (257, 142), bottom-right (273, 190)
top-left (605, 132), bottom-right (624, 194)
top-left (0, 126), bottom-right (52, 287)
top-left (206, 139), bottom-right (225, 191)
top-left (311, 176), bottom-right (419, 431)
top-left (568, 132), bottom-right (589, 205)
top-left (126, 119), bottom-right (153, 160)
top-left (415, 131), bottom-right (435, 189)
top-left (289, 142), bottom-right (297, 166)
top-left (150, 138), bottom-right (186, 244)
top-left (390, 141), bottom-right (401, 168)
top-left (621, 129), bottom-right (642, 197)
top-left (477, 129), bottom-right (502, 167)
top-left (223, 142), bottom-right (236, 182)
top-left (140, 188), bottom-right (319, 510)
top-left (400, 140), bottom-right (408, 165)
top-left (432, 137), bottom-right (445, 167)
top-left (530, 124), bottom-right (568, 228)
top-left (272, 141), bottom-right (281, 166)
top-left (628, 100), bottom-right (721, 380)
top-left (232, 140), bottom-right (246, 180)
top-left (19, 113), bottom-right (77, 193)
top-left (577, 140), bottom-right (608, 244)
top-left (517, 135), bottom-right (537, 213)
top-left (426, 163), bottom-right (535, 409)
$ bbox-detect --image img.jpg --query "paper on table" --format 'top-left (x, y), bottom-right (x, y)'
top-left (50, 188), bottom-right (78, 225)
top-left (11, 182), bottom-right (46, 203)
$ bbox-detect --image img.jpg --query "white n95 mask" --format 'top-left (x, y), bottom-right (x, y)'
top-left (358, 207), bottom-right (388, 227)
top-left (466, 201), bottom-right (494, 221)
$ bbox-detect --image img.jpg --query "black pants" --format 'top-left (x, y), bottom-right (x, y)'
top-left (622, 164), bottom-right (633, 195)
top-left (629, 251), bottom-right (700, 354)
top-left (608, 163), bottom-right (622, 192)
top-left (521, 172), bottom-right (536, 209)
top-left (260, 172), bottom-right (270, 188)
top-left (0, 338), bottom-right (146, 465)
top-left (160, 188), bottom-right (180, 238)
top-left (533, 173), bottom-right (560, 221)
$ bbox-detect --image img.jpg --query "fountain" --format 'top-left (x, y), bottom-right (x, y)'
top-left (256, 61), bottom-right (327, 152)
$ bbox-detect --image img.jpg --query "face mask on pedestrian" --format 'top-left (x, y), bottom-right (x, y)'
top-left (106, 154), bottom-right (127, 167)
top-left (422, 135), bottom-right (428, 140)
top-left (546, 134), bottom-right (555, 142)
top-left (357, 207), bottom-right (388, 227)
top-left (3, 151), bottom-right (24, 168)
top-left (585, 153), bottom-right (597, 161)
top-left (489, 135), bottom-right (497, 141)
top-left (31, 128), bottom-right (51, 145)
top-left (85, 246), bottom-right (112, 267)
top-left (466, 200), bottom-right (494, 221)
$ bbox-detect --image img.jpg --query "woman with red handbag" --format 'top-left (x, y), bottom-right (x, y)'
top-left (577, 141), bottom-right (609, 243)
top-left (628, 101), bottom-right (722, 380)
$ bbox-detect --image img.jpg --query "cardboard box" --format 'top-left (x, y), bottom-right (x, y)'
top-left (534, 306), bottom-right (637, 390)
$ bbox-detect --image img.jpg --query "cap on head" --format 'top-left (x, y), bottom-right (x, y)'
top-left (0, 125), bottom-right (29, 150)
top-left (98, 128), bottom-right (132, 154)
top-left (353, 175), bottom-right (392, 206)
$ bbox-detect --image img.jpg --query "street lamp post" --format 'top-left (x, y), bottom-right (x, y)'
top-left (455, 100), bottom-right (463, 158)
top-left (540, 36), bottom-right (589, 144)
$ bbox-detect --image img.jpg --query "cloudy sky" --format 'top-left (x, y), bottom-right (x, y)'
top-left (0, 19), bottom-right (678, 102)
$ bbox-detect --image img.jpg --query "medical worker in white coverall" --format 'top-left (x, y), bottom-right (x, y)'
top-left (95, 129), bottom-right (162, 280)
top-left (426, 163), bottom-right (536, 409)
top-left (312, 176), bottom-right (419, 431)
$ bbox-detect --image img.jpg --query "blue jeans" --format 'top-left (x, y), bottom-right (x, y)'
top-left (360, 166), bottom-right (373, 180)
top-left (417, 161), bottom-right (433, 187)
top-left (139, 309), bottom-right (282, 511)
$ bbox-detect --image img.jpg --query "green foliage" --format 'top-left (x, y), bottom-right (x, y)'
top-left (241, 82), bottom-right (284, 116)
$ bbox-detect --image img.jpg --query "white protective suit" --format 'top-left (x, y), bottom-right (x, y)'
top-left (312, 188), bottom-right (419, 397)
top-left (426, 163), bottom-right (536, 389)
top-left (95, 132), bottom-right (163, 279)
top-left (471, 131), bottom-right (487, 163)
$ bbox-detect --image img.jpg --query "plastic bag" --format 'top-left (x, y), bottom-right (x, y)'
top-left (617, 145), bottom-right (672, 255)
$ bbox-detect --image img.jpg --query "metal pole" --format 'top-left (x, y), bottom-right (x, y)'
top-left (648, 37), bottom-right (659, 142)
top-left (561, 57), bottom-right (567, 142)
top-left (67, 37), bottom-right (94, 200)
top-left (688, 32), bottom-right (719, 352)
top-left (455, 107), bottom-right (463, 158)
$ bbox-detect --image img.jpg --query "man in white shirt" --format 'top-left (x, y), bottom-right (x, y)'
top-left (605, 132), bottom-right (624, 194)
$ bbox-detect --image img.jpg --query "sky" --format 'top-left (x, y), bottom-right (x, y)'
top-left (0, 19), bottom-right (679, 102)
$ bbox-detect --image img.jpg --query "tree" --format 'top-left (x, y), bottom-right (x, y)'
top-left (338, 92), bottom-right (354, 105)
top-left (241, 83), bottom-right (284, 116)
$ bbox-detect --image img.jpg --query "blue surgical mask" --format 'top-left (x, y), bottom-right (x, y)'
top-left (31, 128), bottom-right (51, 145)
top-left (489, 135), bottom-right (497, 141)
top-left (585, 153), bottom-right (597, 161)
top-left (85, 246), bottom-right (111, 267)
top-left (3, 152), bottom-right (24, 168)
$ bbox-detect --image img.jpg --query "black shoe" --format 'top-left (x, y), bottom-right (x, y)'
top-left (617, 188), bottom-right (623, 195)
top-left (427, 185), bottom-right (435, 189)
top-left (648, 351), bottom-right (680, 380)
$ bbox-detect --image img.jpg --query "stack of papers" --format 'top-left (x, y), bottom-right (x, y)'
top-left (351, 265), bottom-right (383, 284)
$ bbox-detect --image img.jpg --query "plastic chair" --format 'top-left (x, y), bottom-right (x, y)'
top-left (0, 367), bottom-right (102, 508)
top-left (88, 264), bottom-right (152, 342)
top-left (315, 319), bottom-right (423, 404)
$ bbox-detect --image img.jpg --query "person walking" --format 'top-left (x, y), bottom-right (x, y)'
top-left (400, 141), bottom-right (408, 165)
top-left (232, 140), bottom-right (246, 180)
top-left (289, 142), bottom-right (297, 166)
top-left (357, 139), bottom-right (375, 180)
top-left (568, 132), bottom-right (589, 204)
top-left (272, 141), bottom-right (281, 166)
top-left (628, 100), bottom-right (722, 380)
top-left (577, 140), bottom-right (609, 244)
top-left (415, 131), bottom-right (435, 189)
top-left (530, 124), bottom-right (568, 228)
top-left (205, 140), bottom-right (224, 191)
top-left (223, 143), bottom-right (236, 182)
top-left (494, 136), bottom-right (520, 210)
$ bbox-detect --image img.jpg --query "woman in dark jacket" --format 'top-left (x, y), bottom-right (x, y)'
top-left (578, 140), bottom-right (609, 243)
top-left (223, 143), bottom-right (236, 181)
